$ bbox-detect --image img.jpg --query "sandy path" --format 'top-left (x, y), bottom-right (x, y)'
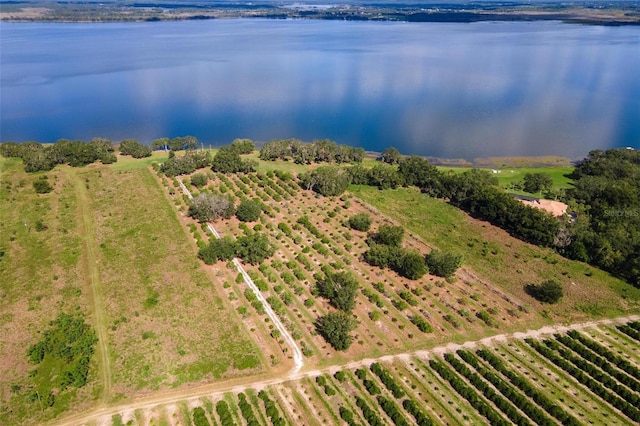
top-left (68, 169), bottom-right (113, 401)
top-left (177, 178), bottom-right (304, 374)
top-left (47, 314), bottom-right (639, 426)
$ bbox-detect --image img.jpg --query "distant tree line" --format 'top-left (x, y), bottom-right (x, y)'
top-left (0, 138), bottom-right (117, 172)
top-left (259, 138), bottom-right (365, 164)
top-left (159, 139), bottom-right (256, 177)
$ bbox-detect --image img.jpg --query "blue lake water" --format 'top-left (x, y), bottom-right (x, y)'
top-left (1, 19), bottom-right (639, 159)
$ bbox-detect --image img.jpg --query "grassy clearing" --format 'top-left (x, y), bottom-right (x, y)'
top-left (81, 166), bottom-right (265, 396)
top-left (438, 165), bottom-right (575, 192)
top-left (0, 158), bottom-right (267, 424)
top-left (349, 185), bottom-right (640, 323)
top-left (0, 159), bottom-right (96, 424)
top-left (109, 151), bottom-right (169, 171)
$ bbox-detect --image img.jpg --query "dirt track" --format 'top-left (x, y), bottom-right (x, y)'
top-left (48, 314), bottom-right (639, 426)
top-left (69, 169), bottom-right (113, 402)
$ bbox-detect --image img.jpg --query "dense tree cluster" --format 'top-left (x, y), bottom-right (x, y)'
top-left (235, 199), bottom-right (262, 222)
top-left (443, 352), bottom-right (536, 425)
top-left (355, 396), bottom-right (384, 426)
top-left (346, 163), bottom-right (403, 190)
top-left (561, 148), bottom-right (640, 286)
top-left (231, 138), bottom-right (255, 154)
top-left (198, 233), bottom-right (275, 265)
top-left (215, 400), bottom-right (235, 426)
top-left (476, 348), bottom-right (580, 425)
top-left (259, 138), bottom-right (364, 164)
top-left (0, 138), bottom-right (117, 172)
top-left (380, 146), bottom-right (402, 164)
top-left (299, 165), bottom-right (351, 196)
top-left (237, 393), bottom-right (260, 426)
top-left (119, 138), bottom-right (152, 158)
top-left (363, 225), bottom-right (430, 280)
top-left (190, 172), bottom-right (208, 188)
top-left (522, 172), bottom-right (553, 194)
top-left (429, 358), bottom-right (511, 426)
top-left (192, 407), bottom-right (210, 426)
top-left (151, 135), bottom-right (198, 152)
top-left (159, 150), bottom-right (212, 177)
top-left (211, 144), bottom-right (257, 174)
top-left (370, 363), bottom-right (405, 398)
top-left (188, 193), bottom-right (235, 223)
top-left (526, 338), bottom-right (640, 422)
top-left (258, 390), bottom-right (286, 426)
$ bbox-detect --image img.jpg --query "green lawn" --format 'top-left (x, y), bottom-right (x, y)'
top-left (437, 166), bottom-right (575, 192)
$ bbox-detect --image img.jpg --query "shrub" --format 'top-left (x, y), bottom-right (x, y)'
top-left (371, 224), bottom-right (404, 247)
top-left (33, 176), bottom-right (53, 194)
top-left (425, 249), bottom-right (463, 278)
top-left (348, 213), bottom-right (372, 232)
top-left (525, 279), bottom-right (563, 304)
top-left (190, 172), bottom-right (208, 188)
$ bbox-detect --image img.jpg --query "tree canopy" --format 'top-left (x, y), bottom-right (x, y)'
top-left (236, 199), bottom-right (262, 222)
top-left (380, 146), bottom-right (402, 164)
top-left (315, 270), bottom-right (360, 312)
top-left (299, 165), bottom-right (351, 197)
top-left (348, 213), bottom-right (372, 232)
top-left (525, 279), bottom-right (563, 304)
top-left (315, 311), bottom-right (358, 351)
top-left (259, 138), bottom-right (364, 164)
top-left (119, 139), bottom-right (151, 158)
top-left (425, 249), bottom-right (463, 278)
top-left (211, 145), bottom-right (257, 174)
top-left (188, 193), bottom-right (235, 223)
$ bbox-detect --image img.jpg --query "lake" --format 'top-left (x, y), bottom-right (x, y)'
top-left (1, 19), bottom-right (638, 159)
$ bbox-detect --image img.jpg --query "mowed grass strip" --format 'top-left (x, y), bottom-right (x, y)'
top-left (349, 185), bottom-right (640, 323)
top-left (81, 166), bottom-right (264, 397)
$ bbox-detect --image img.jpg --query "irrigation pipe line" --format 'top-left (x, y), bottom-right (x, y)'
top-left (177, 178), bottom-right (304, 374)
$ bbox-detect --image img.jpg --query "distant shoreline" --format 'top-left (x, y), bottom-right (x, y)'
top-left (1, 1), bottom-right (639, 26)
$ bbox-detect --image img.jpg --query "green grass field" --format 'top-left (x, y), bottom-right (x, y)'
top-left (438, 165), bottom-right (575, 192)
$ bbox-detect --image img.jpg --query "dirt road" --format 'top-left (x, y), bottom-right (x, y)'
top-left (49, 314), bottom-right (639, 426)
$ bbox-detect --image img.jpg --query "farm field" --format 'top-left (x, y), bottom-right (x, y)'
top-left (2, 151), bottom-right (640, 426)
top-left (52, 319), bottom-right (640, 426)
top-left (171, 170), bottom-right (549, 367)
